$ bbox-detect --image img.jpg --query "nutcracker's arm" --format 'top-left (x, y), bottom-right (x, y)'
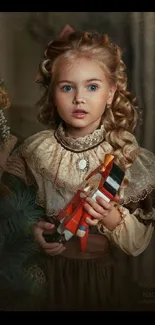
top-left (56, 191), bottom-right (86, 241)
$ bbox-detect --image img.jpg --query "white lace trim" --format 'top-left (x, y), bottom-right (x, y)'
top-left (54, 123), bottom-right (105, 152)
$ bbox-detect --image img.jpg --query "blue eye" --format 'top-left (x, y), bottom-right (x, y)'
top-left (88, 84), bottom-right (98, 91)
top-left (62, 85), bottom-right (73, 92)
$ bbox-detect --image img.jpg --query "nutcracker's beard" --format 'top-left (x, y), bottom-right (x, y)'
top-left (81, 173), bottom-right (102, 197)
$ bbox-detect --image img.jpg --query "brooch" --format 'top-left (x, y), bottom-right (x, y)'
top-left (76, 157), bottom-right (89, 172)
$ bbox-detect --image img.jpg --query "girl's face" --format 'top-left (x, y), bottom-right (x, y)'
top-left (53, 57), bottom-right (116, 137)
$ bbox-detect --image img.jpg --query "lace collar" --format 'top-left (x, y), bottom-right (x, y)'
top-left (54, 123), bottom-right (105, 152)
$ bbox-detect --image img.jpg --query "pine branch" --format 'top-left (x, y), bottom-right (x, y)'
top-left (0, 174), bottom-right (45, 238)
top-left (0, 173), bottom-right (46, 304)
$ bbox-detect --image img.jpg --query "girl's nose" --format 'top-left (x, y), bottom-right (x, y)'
top-left (73, 91), bottom-right (86, 104)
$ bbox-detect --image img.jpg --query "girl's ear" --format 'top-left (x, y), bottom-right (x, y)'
top-left (107, 86), bottom-right (117, 105)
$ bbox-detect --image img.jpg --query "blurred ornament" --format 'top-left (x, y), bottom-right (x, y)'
top-left (0, 78), bottom-right (17, 183)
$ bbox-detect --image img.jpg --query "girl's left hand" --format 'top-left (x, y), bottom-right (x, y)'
top-left (84, 195), bottom-right (119, 226)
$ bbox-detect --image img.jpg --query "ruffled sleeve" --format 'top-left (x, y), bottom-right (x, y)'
top-left (4, 149), bottom-right (36, 186)
top-left (120, 147), bottom-right (155, 205)
top-left (99, 147), bottom-right (155, 256)
top-left (99, 205), bottom-right (155, 256)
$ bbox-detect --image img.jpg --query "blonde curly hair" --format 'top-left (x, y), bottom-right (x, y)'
top-left (36, 30), bottom-right (140, 170)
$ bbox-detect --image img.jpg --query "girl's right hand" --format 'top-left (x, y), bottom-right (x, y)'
top-left (33, 220), bottom-right (66, 256)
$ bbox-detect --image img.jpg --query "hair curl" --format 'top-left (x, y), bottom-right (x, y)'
top-left (36, 30), bottom-right (140, 170)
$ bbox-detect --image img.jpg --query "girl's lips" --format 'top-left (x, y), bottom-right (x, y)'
top-left (72, 112), bottom-right (87, 119)
top-left (72, 109), bottom-right (88, 118)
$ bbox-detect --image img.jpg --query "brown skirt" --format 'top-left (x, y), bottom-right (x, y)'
top-left (43, 249), bottom-right (139, 311)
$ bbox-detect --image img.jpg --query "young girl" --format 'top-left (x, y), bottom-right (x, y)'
top-left (5, 26), bottom-right (155, 311)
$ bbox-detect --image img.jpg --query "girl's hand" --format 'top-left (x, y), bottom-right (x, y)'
top-left (84, 195), bottom-right (121, 229)
top-left (33, 221), bottom-right (66, 256)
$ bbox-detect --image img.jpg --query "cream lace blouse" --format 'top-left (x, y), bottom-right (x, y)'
top-left (7, 123), bottom-right (155, 257)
